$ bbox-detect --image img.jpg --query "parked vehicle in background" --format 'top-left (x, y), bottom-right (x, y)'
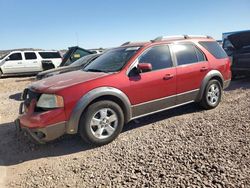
top-left (89, 48), bottom-right (106, 54)
top-left (223, 30), bottom-right (250, 78)
top-left (16, 35), bottom-right (231, 146)
top-left (60, 46), bottom-right (93, 67)
top-left (0, 50), bottom-right (62, 78)
top-left (36, 54), bottom-right (101, 80)
top-left (217, 40), bottom-right (222, 46)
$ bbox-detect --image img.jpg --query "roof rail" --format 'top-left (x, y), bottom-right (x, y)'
top-left (187, 35), bottom-right (213, 39)
top-left (151, 35), bottom-right (212, 42)
top-left (121, 41), bottom-right (131, 46)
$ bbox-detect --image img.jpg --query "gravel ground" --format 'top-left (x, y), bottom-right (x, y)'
top-left (0, 76), bottom-right (249, 188)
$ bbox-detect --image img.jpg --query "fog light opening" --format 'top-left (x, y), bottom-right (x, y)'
top-left (34, 131), bottom-right (46, 139)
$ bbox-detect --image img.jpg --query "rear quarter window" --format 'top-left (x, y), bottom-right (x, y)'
top-left (39, 52), bottom-right (61, 59)
top-left (172, 44), bottom-right (206, 66)
top-left (199, 41), bottom-right (228, 59)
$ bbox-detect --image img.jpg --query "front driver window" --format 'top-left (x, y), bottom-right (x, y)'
top-left (138, 45), bottom-right (173, 71)
top-left (9, 53), bottom-right (22, 61)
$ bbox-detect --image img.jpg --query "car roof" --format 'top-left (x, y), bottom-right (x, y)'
top-left (9, 50), bottom-right (59, 53)
top-left (121, 35), bottom-right (215, 48)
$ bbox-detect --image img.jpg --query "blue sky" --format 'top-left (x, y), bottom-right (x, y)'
top-left (0, 0), bottom-right (249, 50)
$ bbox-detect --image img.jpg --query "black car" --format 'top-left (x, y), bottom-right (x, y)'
top-left (60, 46), bottom-right (94, 66)
top-left (223, 30), bottom-right (250, 78)
top-left (36, 54), bottom-right (101, 80)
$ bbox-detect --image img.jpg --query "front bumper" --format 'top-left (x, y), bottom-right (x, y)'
top-left (15, 119), bottom-right (66, 144)
top-left (16, 95), bottom-right (68, 143)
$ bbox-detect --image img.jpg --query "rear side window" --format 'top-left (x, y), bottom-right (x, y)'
top-left (9, 53), bottom-right (22, 60)
top-left (199, 41), bottom-right (228, 59)
top-left (25, 52), bottom-right (37, 60)
top-left (139, 45), bottom-right (173, 71)
top-left (39, 52), bottom-right (61, 59)
top-left (172, 44), bottom-right (205, 66)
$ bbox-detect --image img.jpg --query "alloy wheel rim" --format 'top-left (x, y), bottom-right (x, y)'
top-left (90, 108), bottom-right (118, 139)
top-left (207, 84), bottom-right (220, 105)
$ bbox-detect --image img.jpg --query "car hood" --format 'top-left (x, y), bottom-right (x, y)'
top-left (37, 66), bottom-right (79, 77)
top-left (228, 31), bottom-right (250, 49)
top-left (30, 70), bottom-right (108, 92)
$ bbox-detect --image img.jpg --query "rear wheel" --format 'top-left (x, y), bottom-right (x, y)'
top-left (200, 79), bottom-right (222, 109)
top-left (0, 70), bottom-right (2, 78)
top-left (79, 100), bottom-right (124, 146)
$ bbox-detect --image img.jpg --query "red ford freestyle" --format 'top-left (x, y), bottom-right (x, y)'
top-left (16, 35), bottom-right (231, 145)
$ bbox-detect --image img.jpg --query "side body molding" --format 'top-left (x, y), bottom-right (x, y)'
top-left (66, 87), bottom-right (132, 134)
top-left (195, 70), bottom-right (224, 102)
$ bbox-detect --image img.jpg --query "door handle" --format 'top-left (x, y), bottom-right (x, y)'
top-left (17, 62), bottom-right (22, 64)
top-left (163, 74), bottom-right (174, 80)
top-left (200, 67), bottom-right (208, 72)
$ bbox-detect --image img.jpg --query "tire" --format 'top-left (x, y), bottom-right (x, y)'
top-left (199, 79), bottom-right (222, 110)
top-left (0, 70), bottom-right (2, 78)
top-left (79, 100), bottom-right (124, 146)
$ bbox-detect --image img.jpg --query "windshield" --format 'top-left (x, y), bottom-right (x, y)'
top-left (70, 54), bottom-right (97, 67)
top-left (83, 47), bottom-right (140, 72)
top-left (0, 53), bottom-right (8, 60)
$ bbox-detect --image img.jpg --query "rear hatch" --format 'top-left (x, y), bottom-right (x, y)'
top-left (227, 31), bottom-right (250, 69)
top-left (60, 46), bottom-right (93, 67)
top-left (228, 31), bottom-right (250, 49)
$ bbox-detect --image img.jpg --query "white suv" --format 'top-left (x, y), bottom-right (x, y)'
top-left (0, 50), bottom-right (62, 78)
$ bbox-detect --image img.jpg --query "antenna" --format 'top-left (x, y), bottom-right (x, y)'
top-left (75, 32), bottom-right (79, 46)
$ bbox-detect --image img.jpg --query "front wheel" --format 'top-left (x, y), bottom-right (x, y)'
top-left (199, 79), bottom-right (222, 110)
top-left (79, 100), bottom-right (124, 146)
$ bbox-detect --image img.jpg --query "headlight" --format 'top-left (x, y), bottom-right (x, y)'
top-left (37, 94), bottom-right (64, 109)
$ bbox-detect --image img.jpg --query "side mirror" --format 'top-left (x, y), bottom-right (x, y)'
top-left (5, 57), bottom-right (10, 61)
top-left (138, 63), bottom-right (152, 73)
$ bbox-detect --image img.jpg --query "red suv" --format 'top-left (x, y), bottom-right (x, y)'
top-left (16, 35), bottom-right (231, 145)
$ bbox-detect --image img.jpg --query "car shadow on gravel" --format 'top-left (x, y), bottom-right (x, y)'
top-left (0, 122), bottom-right (94, 167)
top-left (9, 92), bottom-right (22, 101)
top-left (0, 102), bottom-right (202, 167)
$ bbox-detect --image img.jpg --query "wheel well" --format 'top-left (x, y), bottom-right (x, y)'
top-left (85, 95), bottom-right (129, 123)
top-left (210, 76), bottom-right (223, 87)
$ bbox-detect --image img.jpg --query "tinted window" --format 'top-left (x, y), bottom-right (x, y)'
top-left (70, 54), bottom-right (98, 67)
top-left (139, 45), bottom-right (172, 71)
top-left (9, 53), bottom-right (22, 61)
top-left (25, 52), bottom-right (37, 60)
top-left (172, 44), bottom-right (201, 65)
top-left (39, 52), bottom-right (61, 59)
top-left (84, 47), bottom-right (139, 72)
top-left (199, 41), bottom-right (228, 59)
top-left (71, 49), bottom-right (91, 62)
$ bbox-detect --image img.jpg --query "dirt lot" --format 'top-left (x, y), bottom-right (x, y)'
top-left (0, 76), bottom-right (249, 188)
